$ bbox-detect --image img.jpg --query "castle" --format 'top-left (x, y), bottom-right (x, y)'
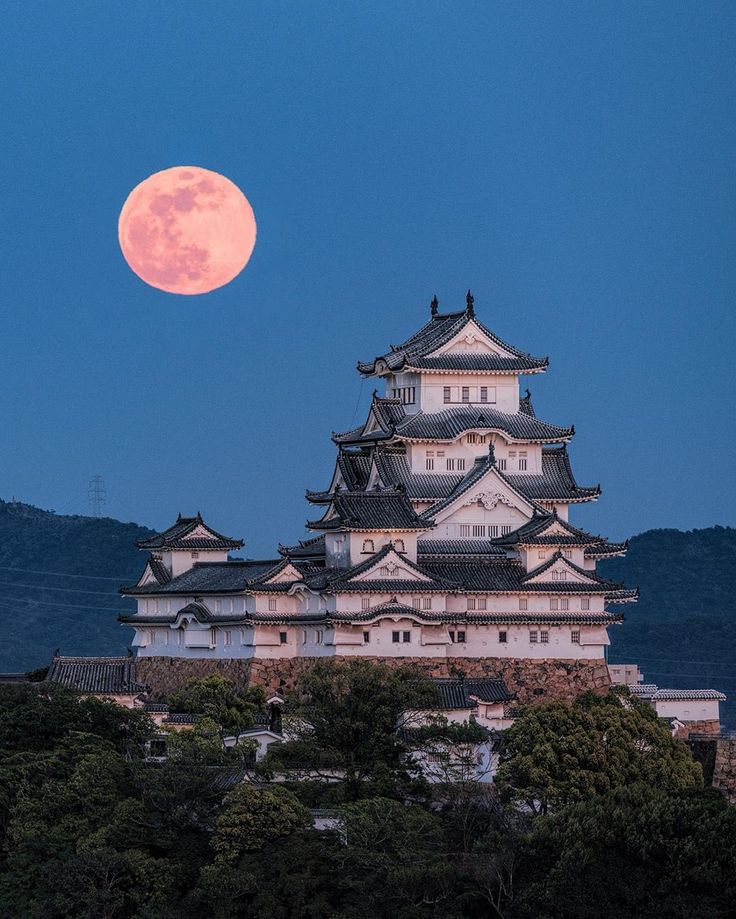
top-left (120, 293), bottom-right (642, 702)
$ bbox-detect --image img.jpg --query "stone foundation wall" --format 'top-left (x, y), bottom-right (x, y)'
top-left (136, 655), bottom-right (610, 704)
top-left (673, 719), bottom-right (721, 740)
top-left (713, 739), bottom-right (736, 805)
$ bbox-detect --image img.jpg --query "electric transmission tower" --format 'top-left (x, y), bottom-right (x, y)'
top-left (88, 475), bottom-right (107, 517)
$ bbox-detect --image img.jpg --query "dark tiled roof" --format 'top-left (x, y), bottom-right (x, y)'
top-left (334, 407), bottom-right (572, 446)
top-left (148, 557), bottom-right (172, 583)
top-left (651, 689), bottom-right (726, 701)
top-left (519, 389), bottom-right (536, 417)
top-left (176, 601), bottom-right (214, 622)
top-left (357, 304), bottom-right (547, 376)
top-left (418, 539), bottom-right (507, 557)
top-left (397, 408), bottom-right (571, 443)
top-left (373, 449), bottom-right (464, 499)
top-left (504, 446), bottom-right (600, 503)
top-left (307, 490), bottom-right (431, 532)
top-left (46, 655), bottom-right (147, 695)
top-left (136, 513), bottom-right (243, 551)
top-left (144, 702), bottom-right (170, 713)
top-left (164, 713), bottom-right (201, 724)
top-left (585, 542), bottom-right (628, 559)
top-left (432, 677), bottom-right (512, 709)
top-left (121, 559), bottom-right (283, 595)
top-left (492, 512), bottom-right (610, 547)
top-left (405, 354), bottom-right (548, 373)
top-left (278, 534), bottom-right (326, 559)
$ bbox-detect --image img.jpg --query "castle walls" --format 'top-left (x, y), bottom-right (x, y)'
top-left (136, 654), bottom-right (610, 704)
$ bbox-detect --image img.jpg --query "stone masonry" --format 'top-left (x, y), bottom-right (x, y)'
top-left (135, 655), bottom-right (610, 703)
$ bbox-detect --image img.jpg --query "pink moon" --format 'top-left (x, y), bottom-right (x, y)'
top-left (118, 166), bottom-right (256, 295)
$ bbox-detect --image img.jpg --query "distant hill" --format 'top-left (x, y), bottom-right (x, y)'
top-left (0, 500), bottom-right (153, 671)
top-left (601, 526), bottom-right (736, 730)
top-left (0, 501), bottom-right (732, 727)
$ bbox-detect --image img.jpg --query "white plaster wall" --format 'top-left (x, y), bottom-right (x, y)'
top-left (653, 698), bottom-right (721, 722)
top-left (417, 373), bottom-right (520, 414)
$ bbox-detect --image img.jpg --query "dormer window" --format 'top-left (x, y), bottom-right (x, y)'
top-left (395, 539), bottom-right (405, 552)
top-left (362, 539), bottom-right (374, 553)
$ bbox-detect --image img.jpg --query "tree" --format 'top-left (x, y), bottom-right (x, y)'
top-left (495, 691), bottom-right (702, 814)
top-left (259, 659), bottom-right (436, 799)
top-left (509, 785), bottom-right (736, 919)
top-left (168, 675), bottom-right (265, 734)
top-left (209, 784), bottom-right (309, 865)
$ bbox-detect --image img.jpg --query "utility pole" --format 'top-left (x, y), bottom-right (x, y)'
top-left (88, 475), bottom-right (107, 517)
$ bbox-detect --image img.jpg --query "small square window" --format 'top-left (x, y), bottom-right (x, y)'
top-left (560, 599), bottom-right (569, 611)
top-left (446, 458), bottom-right (455, 471)
top-left (457, 458), bottom-right (465, 471)
top-left (402, 631), bottom-right (411, 643)
top-left (489, 525), bottom-right (499, 538)
top-left (501, 525), bottom-right (511, 535)
top-left (480, 386), bottom-right (488, 402)
top-left (540, 630), bottom-right (549, 644)
top-left (443, 387), bottom-right (451, 403)
top-left (550, 599), bottom-right (559, 610)
top-left (538, 550), bottom-right (546, 559)
top-left (191, 551), bottom-right (199, 559)
top-left (422, 598), bottom-right (432, 610)
top-left (473, 525), bottom-right (485, 537)
top-left (467, 433), bottom-right (477, 444)
top-left (529, 630), bottom-right (538, 643)
top-left (518, 459), bottom-right (527, 471)
top-left (363, 631), bottom-right (370, 643)
top-left (392, 631), bottom-right (400, 643)
top-left (563, 550), bottom-right (572, 559)
top-left (457, 630), bottom-right (466, 643)
top-left (268, 598), bottom-right (277, 611)
top-left (361, 597), bottom-right (370, 610)
top-left (467, 598), bottom-right (476, 611)
top-left (477, 598), bottom-right (487, 610)
top-left (519, 598), bottom-right (528, 611)
top-left (499, 630), bottom-right (508, 644)
top-left (412, 597), bottom-right (421, 609)
top-left (581, 598), bottom-right (590, 611)
top-left (449, 630), bottom-right (455, 643)
top-left (461, 386), bottom-right (470, 403)
top-left (571, 630), bottom-right (581, 644)
top-left (459, 525), bottom-right (471, 537)
top-left (498, 458), bottom-right (507, 471)
top-left (279, 631), bottom-right (288, 644)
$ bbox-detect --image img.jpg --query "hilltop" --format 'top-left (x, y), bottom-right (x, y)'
top-left (0, 499), bottom-right (732, 726)
top-left (0, 500), bottom-right (153, 671)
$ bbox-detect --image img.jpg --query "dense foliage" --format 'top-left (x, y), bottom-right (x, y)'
top-left (496, 689), bottom-right (702, 813)
top-left (0, 667), bottom-right (733, 919)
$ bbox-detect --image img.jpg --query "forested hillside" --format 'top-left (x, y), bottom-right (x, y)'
top-left (0, 500), bottom-right (732, 726)
top-left (602, 526), bottom-right (736, 729)
top-left (0, 500), bottom-right (153, 671)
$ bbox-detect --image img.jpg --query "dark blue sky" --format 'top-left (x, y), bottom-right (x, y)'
top-left (1, 2), bottom-right (734, 555)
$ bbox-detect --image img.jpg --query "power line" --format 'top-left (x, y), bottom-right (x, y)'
top-left (0, 564), bottom-right (135, 581)
top-left (0, 580), bottom-right (124, 597)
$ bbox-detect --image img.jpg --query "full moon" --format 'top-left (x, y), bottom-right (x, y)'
top-left (118, 166), bottom-right (256, 295)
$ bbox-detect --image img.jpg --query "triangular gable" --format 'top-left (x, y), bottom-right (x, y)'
top-left (259, 560), bottom-right (304, 585)
top-left (524, 555), bottom-right (601, 586)
top-left (430, 465), bottom-right (536, 525)
top-left (435, 320), bottom-right (515, 360)
top-left (348, 548), bottom-right (434, 583)
top-left (137, 561), bottom-right (160, 587)
top-left (180, 523), bottom-right (222, 542)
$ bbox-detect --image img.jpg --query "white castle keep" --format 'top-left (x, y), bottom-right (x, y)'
top-left (120, 292), bottom-right (640, 673)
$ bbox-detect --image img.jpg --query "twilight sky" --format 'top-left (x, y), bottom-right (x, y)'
top-left (0, 2), bottom-right (734, 555)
